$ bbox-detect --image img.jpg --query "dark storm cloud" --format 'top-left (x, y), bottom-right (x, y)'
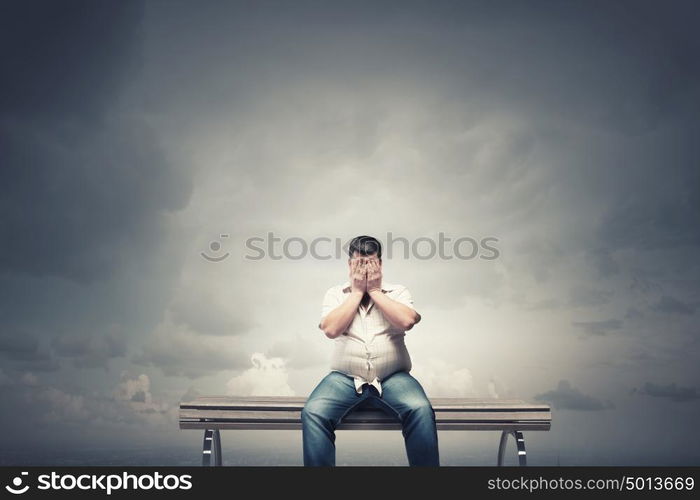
top-left (651, 295), bottom-right (695, 315)
top-left (0, 325), bottom-right (127, 372)
top-left (535, 380), bottom-right (615, 411)
top-left (0, 113), bottom-right (192, 284)
top-left (168, 289), bottom-right (255, 337)
top-left (571, 319), bottom-right (623, 336)
top-left (414, 0), bottom-right (700, 285)
top-left (0, 0), bottom-right (142, 118)
top-left (131, 348), bottom-right (248, 379)
top-left (0, 371), bottom-right (176, 444)
top-left (0, 330), bottom-right (59, 372)
top-left (50, 326), bottom-right (127, 369)
top-left (0, 331), bottom-right (40, 358)
top-left (0, 0), bottom-right (192, 284)
top-left (634, 382), bottom-right (699, 402)
top-left (567, 286), bottom-right (614, 308)
top-left (138, 0), bottom-right (700, 287)
top-left (624, 307), bottom-right (644, 319)
top-left (585, 248), bottom-right (621, 278)
top-left (131, 323), bottom-right (251, 378)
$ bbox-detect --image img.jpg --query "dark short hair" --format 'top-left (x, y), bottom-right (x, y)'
top-left (348, 235), bottom-right (382, 259)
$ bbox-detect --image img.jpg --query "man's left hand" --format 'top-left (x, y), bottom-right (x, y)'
top-left (366, 259), bottom-right (382, 293)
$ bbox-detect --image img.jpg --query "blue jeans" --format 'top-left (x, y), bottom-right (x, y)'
top-left (301, 370), bottom-right (440, 466)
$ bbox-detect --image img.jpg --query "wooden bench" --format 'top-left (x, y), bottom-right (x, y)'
top-left (179, 396), bottom-right (551, 466)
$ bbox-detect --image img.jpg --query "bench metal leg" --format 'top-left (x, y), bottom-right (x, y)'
top-left (202, 429), bottom-right (222, 466)
top-left (497, 430), bottom-right (527, 466)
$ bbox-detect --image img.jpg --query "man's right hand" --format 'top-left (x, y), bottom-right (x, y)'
top-left (320, 260), bottom-right (367, 339)
top-left (350, 257), bottom-right (367, 294)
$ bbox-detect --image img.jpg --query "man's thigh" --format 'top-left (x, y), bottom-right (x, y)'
top-left (377, 370), bottom-right (434, 417)
top-left (303, 371), bottom-right (365, 423)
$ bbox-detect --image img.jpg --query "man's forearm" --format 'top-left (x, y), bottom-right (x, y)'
top-left (319, 291), bottom-right (364, 339)
top-left (368, 289), bottom-right (421, 331)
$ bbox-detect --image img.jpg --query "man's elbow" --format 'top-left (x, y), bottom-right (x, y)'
top-left (402, 311), bottom-right (421, 331)
top-left (324, 329), bottom-right (342, 339)
top-left (319, 320), bottom-right (340, 339)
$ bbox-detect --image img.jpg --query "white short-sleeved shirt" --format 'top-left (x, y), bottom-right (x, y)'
top-left (320, 280), bottom-right (415, 396)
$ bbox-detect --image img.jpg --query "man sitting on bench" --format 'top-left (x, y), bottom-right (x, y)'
top-left (301, 235), bottom-right (440, 466)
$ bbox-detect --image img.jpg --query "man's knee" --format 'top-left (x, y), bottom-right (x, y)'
top-left (406, 398), bottom-right (435, 420)
top-left (301, 402), bottom-right (315, 422)
top-left (301, 399), bottom-right (329, 425)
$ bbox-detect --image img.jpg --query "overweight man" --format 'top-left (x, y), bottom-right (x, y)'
top-left (301, 235), bottom-right (440, 466)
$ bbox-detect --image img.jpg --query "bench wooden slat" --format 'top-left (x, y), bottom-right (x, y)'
top-left (179, 409), bottom-right (552, 422)
top-left (180, 421), bottom-right (550, 431)
top-left (184, 396), bottom-right (536, 405)
top-left (179, 396), bottom-right (552, 433)
top-left (181, 396), bottom-right (549, 412)
top-left (184, 395), bottom-right (537, 403)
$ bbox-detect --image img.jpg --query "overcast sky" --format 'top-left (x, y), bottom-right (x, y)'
top-left (1, 0), bottom-right (699, 465)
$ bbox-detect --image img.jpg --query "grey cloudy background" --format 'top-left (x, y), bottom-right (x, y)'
top-left (1, 0), bottom-right (699, 465)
